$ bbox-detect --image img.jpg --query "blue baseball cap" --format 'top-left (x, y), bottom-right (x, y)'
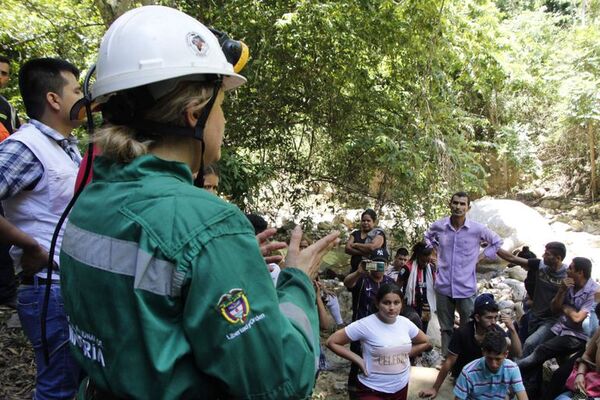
top-left (473, 293), bottom-right (498, 316)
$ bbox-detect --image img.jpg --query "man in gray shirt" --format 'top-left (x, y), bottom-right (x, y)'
top-left (498, 241), bottom-right (568, 357)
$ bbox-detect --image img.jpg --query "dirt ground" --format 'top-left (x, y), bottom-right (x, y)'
top-left (0, 305), bottom-right (35, 400)
top-left (0, 306), bottom-right (349, 400)
top-left (313, 344), bottom-right (455, 400)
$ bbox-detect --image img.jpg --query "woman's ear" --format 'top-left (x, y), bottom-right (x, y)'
top-left (184, 106), bottom-right (198, 128)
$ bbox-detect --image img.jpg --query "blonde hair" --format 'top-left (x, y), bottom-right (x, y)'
top-left (94, 81), bottom-right (216, 163)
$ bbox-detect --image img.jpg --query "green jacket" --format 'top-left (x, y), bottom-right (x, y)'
top-left (60, 155), bottom-right (319, 399)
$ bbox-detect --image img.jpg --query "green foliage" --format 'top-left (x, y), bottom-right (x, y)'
top-left (177, 0), bottom-right (511, 234)
top-left (0, 0), bottom-right (104, 129)
top-left (1, 0), bottom-right (600, 238)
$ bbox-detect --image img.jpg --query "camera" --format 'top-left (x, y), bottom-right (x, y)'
top-left (365, 260), bottom-right (385, 272)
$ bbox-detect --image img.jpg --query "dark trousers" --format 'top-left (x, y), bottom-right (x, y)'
top-left (518, 310), bottom-right (530, 345)
top-left (518, 333), bottom-right (586, 371)
top-left (0, 205), bottom-right (16, 303)
top-left (518, 333), bottom-right (586, 396)
top-left (348, 341), bottom-right (362, 399)
top-left (543, 349), bottom-right (584, 400)
top-left (356, 380), bottom-right (408, 400)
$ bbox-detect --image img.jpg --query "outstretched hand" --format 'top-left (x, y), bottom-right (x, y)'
top-left (285, 226), bottom-right (340, 279)
top-left (256, 228), bottom-right (287, 264)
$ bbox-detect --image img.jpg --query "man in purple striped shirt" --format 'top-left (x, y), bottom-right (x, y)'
top-left (425, 192), bottom-right (503, 357)
top-left (516, 257), bottom-right (599, 396)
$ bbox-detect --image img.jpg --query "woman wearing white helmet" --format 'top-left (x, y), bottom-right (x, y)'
top-left (59, 6), bottom-right (339, 399)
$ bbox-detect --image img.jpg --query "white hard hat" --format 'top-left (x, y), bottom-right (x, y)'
top-left (91, 5), bottom-right (246, 102)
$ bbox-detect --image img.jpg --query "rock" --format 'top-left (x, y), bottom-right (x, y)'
top-left (5, 313), bottom-right (21, 328)
top-left (427, 312), bottom-right (441, 348)
top-left (540, 199), bottom-right (562, 209)
top-left (550, 221), bottom-right (571, 233)
top-left (478, 271), bottom-right (498, 282)
top-left (497, 299), bottom-right (515, 312)
top-left (476, 262), bottom-right (501, 274)
top-left (516, 188), bottom-right (545, 201)
top-left (337, 290), bottom-right (353, 324)
top-left (493, 282), bottom-right (510, 291)
top-left (589, 203), bottom-right (600, 216)
top-left (506, 266), bottom-right (527, 281)
top-left (408, 367), bottom-right (455, 400)
top-left (514, 302), bottom-right (524, 320)
top-left (583, 219), bottom-right (599, 233)
top-left (569, 219), bottom-right (584, 232)
top-left (469, 198), bottom-right (554, 254)
top-left (418, 350), bottom-right (442, 368)
top-left (578, 208), bottom-right (590, 217)
top-left (503, 278), bottom-right (526, 302)
top-left (543, 358), bottom-right (559, 382)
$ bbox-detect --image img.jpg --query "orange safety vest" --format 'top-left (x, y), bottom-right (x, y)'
top-left (0, 123), bottom-right (9, 142)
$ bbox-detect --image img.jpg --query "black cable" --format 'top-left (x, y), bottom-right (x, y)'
top-left (193, 79), bottom-right (222, 188)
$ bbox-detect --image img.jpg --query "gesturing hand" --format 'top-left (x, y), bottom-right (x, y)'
top-left (256, 228), bottom-right (287, 265)
top-left (285, 226), bottom-right (340, 279)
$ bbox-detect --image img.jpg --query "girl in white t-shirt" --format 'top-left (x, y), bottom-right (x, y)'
top-left (327, 283), bottom-right (431, 399)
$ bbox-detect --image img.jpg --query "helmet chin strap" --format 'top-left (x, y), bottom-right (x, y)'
top-left (193, 79), bottom-right (222, 188)
top-left (124, 78), bottom-right (222, 188)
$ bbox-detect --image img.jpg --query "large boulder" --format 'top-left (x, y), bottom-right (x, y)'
top-left (468, 198), bottom-right (554, 254)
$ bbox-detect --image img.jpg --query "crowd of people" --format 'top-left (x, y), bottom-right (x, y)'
top-left (318, 195), bottom-right (598, 400)
top-left (0, 5), bottom-right (599, 400)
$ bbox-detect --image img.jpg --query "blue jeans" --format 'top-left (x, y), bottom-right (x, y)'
top-left (554, 392), bottom-right (599, 400)
top-left (554, 393), bottom-right (573, 400)
top-left (583, 302), bottom-right (599, 337)
top-left (518, 333), bottom-right (586, 372)
top-left (17, 283), bottom-right (80, 400)
top-left (522, 318), bottom-right (555, 357)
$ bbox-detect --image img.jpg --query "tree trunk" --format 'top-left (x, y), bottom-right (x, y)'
top-left (94, 0), bottom-right (161, 27)
top-left (589, 123), bottom-right (596, 202)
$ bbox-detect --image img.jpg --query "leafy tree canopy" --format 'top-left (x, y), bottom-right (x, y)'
top-left (1, 0), bottom-right (599, 242)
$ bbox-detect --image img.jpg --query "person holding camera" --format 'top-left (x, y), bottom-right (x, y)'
top-left (345, 248), bottom-right (394, 321)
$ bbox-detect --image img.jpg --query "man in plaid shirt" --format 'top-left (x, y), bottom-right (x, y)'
top-left (0, 58), bottom-right (83, 400)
